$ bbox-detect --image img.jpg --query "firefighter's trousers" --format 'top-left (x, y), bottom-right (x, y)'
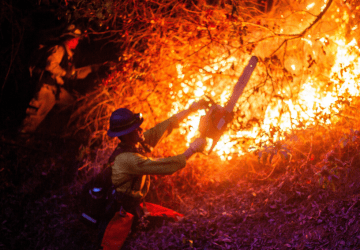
top-left (21, 84), bottom-right (74, 133)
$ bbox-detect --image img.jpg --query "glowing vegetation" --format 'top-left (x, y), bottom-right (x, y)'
top-left (3, 1), bottom-right (360, 249)
top-left (68, 0), bottom-right (360, 165)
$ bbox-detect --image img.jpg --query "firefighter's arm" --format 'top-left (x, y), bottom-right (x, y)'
top-left (73, 66), bottom-right (92, 79)
top-left (174, 99), bottom-right (209, 123)
top-left (143, 116), bottom-right (178, 148)
top-left (183, 138), bottom-right (206, 159)
top-left (116, 139), bottom-right (205, 176)
top-left (72, 62), bottom-right (109, 79)
top-left (116, 153), bottom-right (187, 175)
top-left (143, 100), bottom-right (209, 148)
top-left (46, 45), bottom-right (67, 82)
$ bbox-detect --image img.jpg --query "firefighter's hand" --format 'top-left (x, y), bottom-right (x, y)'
top-left (190, 138), bottom-right (206, 153)
top-left (175, 100), bottom-right (210, 124)
top-left (92, 62), bottom-right (110, 72)
top-left (189, 99), bottom-right (210, 112)
top-left (65, 66), bottom-right (76, 79)
top-left (183, 138), bottom-right (206, 159)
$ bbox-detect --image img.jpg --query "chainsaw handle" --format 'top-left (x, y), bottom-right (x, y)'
top-left (198, 56), bottom-right (258, 155)
top-left (189, 99), bottom-right (211, 111)
top-left (204, 95), bottom-right (217, 106)
top-left (199, 105), bottom-right (233, 155)
top-left (199, 135), bottom-right (221, 156)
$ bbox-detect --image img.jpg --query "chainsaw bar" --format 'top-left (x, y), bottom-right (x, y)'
top-left (216, 56), bottom-right (258, 131)
top-left (199, 56), bottom-right (258, 155)
top-left (226, 56), bottom-right (258, 113)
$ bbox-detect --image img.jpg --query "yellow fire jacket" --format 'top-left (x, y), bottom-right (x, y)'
top-left (46, 45), bottom-right (92, 85)
top-left (111, 116), bottom-right (187, 200)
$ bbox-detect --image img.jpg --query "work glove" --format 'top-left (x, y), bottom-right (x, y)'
top-left (199, 104), bottom-right (225, 137)
top-left (189, 99), bottom-right (210, 112)
top-left (183, 138), bottom-right (206, 159)
top-left (65, 65), bottom-right (76, 79)
top-left (92, 62), bottom-right (110, 72)
top-left (189, 137), bottom-right (207, 153)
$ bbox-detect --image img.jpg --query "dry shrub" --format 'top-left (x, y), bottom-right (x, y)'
top-left (65, 0), bottom-right (360, 205)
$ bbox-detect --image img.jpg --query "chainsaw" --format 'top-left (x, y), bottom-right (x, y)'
top-left (199, 56), bottom-right (258, 154)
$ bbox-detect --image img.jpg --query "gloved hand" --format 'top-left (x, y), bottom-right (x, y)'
top-left (189, 99), bottom-right (210, 112)
top-left (189, 138), bottom-right (207, 153)
top-left (92, 62), bottom-right (110, 72)
top-left (183, 137), bottom-right (206, 159)
top-left (65, 65), bottom-right (76, 79)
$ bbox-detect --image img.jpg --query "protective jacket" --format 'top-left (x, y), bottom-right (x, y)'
top-left (21, 43), bottom-right (92, 133)
top-left (111, 115), bottom-right (187, 201)
top-left (101, 115), bottom-right (188, 250)
top-left (46, 44), bottom-right (92, 86)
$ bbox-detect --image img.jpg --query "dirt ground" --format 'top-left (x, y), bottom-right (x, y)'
top-left (1, 124), bottom-right (360, 250)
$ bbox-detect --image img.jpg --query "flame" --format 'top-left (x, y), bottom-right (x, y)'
top-left (261, 37), bottom-right (360, 140)
top-left (168, 6), bottom-right (360, 160)
top-left (306, 3), bottom-right (315, 10)
top-left (262, 37), bottom-right (360, 137)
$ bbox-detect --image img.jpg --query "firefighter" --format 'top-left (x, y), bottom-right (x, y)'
top-left (100, 102), bottom-right (207, 248)
top-left (20, 24), bottom-right (96, 133)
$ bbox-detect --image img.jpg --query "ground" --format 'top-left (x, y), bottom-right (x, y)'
top-left (1, 1), bottom-right (360, 248)
top-left (1, 122), bottom-right (360, 250)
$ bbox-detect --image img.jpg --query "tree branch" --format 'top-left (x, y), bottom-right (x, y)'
top-left (270, 0), bottom-right (334, 56)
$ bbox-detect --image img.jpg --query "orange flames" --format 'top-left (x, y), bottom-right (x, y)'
top-left (167, 1), bottom-right (360, 161)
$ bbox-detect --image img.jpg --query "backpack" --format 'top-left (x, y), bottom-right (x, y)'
top-left (80, 165), bottom-right (117, 226)
top-left (80, 144), bottom-right (140, 226)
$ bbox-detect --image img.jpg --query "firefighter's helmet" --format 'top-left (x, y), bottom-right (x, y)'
top-left (107, 108), bottom-right (144, 138)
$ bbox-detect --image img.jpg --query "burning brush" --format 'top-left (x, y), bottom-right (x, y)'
top-left (198, 56), bottom-right (258, 154)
